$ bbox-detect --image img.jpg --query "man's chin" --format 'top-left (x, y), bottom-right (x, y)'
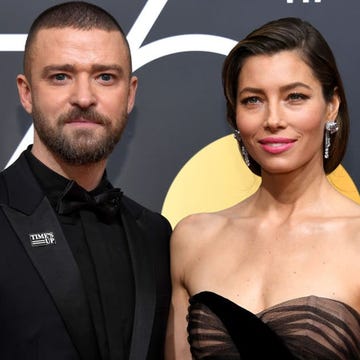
top-left (58, 150), bottom-right (108, 165)
top-left (63, 127), bottom-right (105, 140)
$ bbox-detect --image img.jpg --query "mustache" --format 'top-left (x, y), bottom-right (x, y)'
top-left (58, 108), bottom-right (111, 126)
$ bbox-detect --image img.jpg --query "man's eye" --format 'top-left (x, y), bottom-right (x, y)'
top-left (99, 74), bottom-right (113, 81)
top-left (53, 74), bottom-right (67, 81)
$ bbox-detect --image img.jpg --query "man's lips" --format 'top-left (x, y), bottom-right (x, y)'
top-left (65, 117), bottom-right (103, 125)
top-left (258, 137), bottom-right (296, 154)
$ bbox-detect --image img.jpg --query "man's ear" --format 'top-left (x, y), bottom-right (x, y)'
top-left (17, 74), bottom-right (33, 114)
top-left (127, 75), bottom-right (138, 114)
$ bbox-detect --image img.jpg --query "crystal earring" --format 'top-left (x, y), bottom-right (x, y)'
top-left (233, 129), bottom-right (241, 142)
top-left (324, 121), bottom-right (339, 159)
top-left (241, 145), bottom-right (250, 167)
top-left (234, 130), bottom-right (250, 167)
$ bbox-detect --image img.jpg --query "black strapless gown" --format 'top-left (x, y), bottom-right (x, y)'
top-left (187, 291), bottom-right (360, 359)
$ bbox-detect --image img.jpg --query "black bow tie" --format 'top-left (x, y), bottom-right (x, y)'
top-left (56, 180), bottom-right (122, 221)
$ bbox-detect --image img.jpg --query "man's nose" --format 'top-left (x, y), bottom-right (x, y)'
top-left (70, 77), bottom-right (96, 108)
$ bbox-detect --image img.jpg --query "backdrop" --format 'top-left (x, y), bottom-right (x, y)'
top-left (1, 0), bottom-right (359, 227)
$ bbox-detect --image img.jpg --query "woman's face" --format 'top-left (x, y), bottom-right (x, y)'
top-left (235, 50), bottom-right (339, 175)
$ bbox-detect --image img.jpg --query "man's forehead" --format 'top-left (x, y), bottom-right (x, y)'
top-left (31, 28), bottom-right (129, 62)
top-left (33, 27), bottom-right (125, 44)
top-left (27, 27), bottom-right (131, 76)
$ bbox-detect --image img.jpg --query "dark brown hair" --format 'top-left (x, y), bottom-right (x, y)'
top-left (222, 17), bottom-right (349, 175)
top-left (24, 1), bottom-right (131, 78)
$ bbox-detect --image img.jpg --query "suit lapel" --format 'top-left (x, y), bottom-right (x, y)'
top-left (1, 153), bottom-right (98, 360)
top-left (121, 206), bottom-right (156, 360)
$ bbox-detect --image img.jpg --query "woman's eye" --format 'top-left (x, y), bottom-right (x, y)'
top-left (241, 96), bottom-right (261, 105)
top-left (288, 93), bottom-right (308, 101)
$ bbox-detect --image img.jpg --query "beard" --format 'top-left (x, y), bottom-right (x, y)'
top-left (32, 106), bottom-right (127, 165)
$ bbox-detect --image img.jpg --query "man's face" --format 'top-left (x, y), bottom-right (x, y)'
top-left (17, 28), bottom-right (137, 165)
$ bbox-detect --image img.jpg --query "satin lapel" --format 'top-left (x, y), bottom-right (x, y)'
top-left (121, 207), bottom-right (156, 360)
top-left (1, 198), bottom-right (98, 360)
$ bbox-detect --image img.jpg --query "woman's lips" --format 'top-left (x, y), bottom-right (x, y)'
top-left (259, 137), bottom-right (296, 154)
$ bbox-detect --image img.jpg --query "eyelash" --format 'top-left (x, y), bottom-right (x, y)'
top-left (240, 93), bottom-right (310, 105)
top-left (287, 92), bottom-right (309, 101)
top-left (240, 96), bottom-right (260, 105)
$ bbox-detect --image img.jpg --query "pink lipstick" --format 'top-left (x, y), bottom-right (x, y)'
top-left (259, 137), bottom-right (296, 154)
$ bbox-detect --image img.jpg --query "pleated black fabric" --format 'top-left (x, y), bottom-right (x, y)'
top-left (187, 292), bottom-right (360, 359)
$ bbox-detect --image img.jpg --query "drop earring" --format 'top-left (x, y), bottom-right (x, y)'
top-left (234, 130), bottom-right (250, 167)
top-left (324, 121), bottom-right (339, 159)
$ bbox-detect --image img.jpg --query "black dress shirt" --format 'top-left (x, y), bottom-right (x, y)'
top-left (25, 150), bottom-right (134, 360)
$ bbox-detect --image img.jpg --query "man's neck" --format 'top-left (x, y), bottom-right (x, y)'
top-left (31, 146), bottom-right (107, 191)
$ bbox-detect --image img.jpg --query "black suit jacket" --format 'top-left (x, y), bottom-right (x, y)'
top-left (0, 152), bottom-right (172, 360)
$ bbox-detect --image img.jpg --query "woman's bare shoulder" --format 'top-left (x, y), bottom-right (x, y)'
top-left (333, 194), bottom-right (360, 221)
top-left (173, 211), bottom-right (229, 240)
top-left (170, 204), bottom-right (248, 254)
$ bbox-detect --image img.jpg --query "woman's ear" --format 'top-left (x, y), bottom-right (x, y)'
top-left (327, 87), bottom-right (340, 121)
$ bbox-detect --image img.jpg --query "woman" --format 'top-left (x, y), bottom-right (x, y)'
top-left (165, 18), bottom-right (360, 359)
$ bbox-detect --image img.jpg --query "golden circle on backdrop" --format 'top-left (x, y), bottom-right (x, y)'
top-left (161, 134), bottom-right (360, 228)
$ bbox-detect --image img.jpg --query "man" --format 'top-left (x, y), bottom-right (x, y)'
top-left (0, 2), bottom-right (171, 359)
